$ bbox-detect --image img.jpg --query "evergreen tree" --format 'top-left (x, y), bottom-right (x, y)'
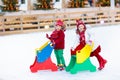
top-left (37, 0), bottom-right (53, 9)
top-left (2, 0), bottom-right (18, 11)
top-left (96, 0), bottom-right (110, 7)
top-left (69, 0), bottom-right (83, 8)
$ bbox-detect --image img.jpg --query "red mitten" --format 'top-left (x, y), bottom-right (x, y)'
top-left (50, 40), bottom-right (55, 47)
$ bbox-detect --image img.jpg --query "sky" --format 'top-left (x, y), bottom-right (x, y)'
top-left (0, 24), bottom-right (120, 80)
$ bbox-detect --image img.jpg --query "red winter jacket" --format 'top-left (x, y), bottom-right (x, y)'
top-left (50, 30), bottom-right (65, 49)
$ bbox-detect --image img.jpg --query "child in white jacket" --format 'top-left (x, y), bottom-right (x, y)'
top-left (71, 20), bottom-right (107, 70)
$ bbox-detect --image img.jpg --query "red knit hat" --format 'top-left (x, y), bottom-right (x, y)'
top-left (56, 19), bottom-right (64, 27)
top-left (76, 20), bottom-right (86, 31)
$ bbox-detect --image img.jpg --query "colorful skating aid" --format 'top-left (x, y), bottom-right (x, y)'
top-left (66, 42), bottom-right (96, 74)
top-left (76, 42), bottom-right (94, 64)
top-left (30, 41), bottom-right (58, 73)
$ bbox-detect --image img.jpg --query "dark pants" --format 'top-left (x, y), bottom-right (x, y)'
top-left (88, 1), bottom-right (92, 6)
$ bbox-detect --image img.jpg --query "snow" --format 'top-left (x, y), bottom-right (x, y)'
top-left (0, 24), bottom-right (120, 80)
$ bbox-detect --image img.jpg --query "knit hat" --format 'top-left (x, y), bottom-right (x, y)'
top-left (76, 20), bottom-right (86, 31)
top-left (56, 19), bottom-right (64, 27)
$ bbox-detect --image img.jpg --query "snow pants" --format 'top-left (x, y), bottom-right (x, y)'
top-left (54, 49), bottom-right (66, 66)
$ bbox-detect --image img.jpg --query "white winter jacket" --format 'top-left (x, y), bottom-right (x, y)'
top-left (71, 28), bottom-right (99, 51)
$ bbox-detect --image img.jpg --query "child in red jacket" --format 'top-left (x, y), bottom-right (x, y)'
top-left (71, 20), bottom-right (107, 70)
top-left (46, 20), bottom-right (66, 71)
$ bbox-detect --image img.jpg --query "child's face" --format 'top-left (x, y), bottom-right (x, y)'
top-left (78, 25), bottom-right (85, 32)
top-left (55, 25), bottom-right (61, 31)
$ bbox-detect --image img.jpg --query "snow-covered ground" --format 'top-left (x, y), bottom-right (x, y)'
top-left (0, 24), bottom-right (120, 80)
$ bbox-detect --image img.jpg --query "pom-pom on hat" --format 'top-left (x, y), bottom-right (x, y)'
top-left (76, 19), bottom-right (86, 31)
top-left (56, 19), bottom-right (64, 27)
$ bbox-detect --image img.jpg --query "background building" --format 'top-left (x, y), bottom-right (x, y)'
top-left (0, 0), bottom-right (118, 12)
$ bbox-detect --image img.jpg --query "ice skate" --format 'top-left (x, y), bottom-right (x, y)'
top-left (90, 45), bottom-right (107, 70)
top-left (98, 59), bottom-right (107, 70)
top-left (57, 64), bottom-right (66, 71)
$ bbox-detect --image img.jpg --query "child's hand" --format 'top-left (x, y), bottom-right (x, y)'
top-left (50, 40), bottom-right (55, 46)
top-left (71, 47), bottom-right (75, 51)
top-left (87, 40), bottom-right (92, 46)
top-left (52, 40), bottom-right (55, 45)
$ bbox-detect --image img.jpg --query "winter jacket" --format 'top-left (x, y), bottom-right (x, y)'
top-left (50, 30), bottom-right (65, 49)
top-left (71, 28), bottom-right (100, 54)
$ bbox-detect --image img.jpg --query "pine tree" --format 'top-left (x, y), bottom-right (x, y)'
top-left (96, 0), bottom-right (110, 7)
top-left (69, 0), bottom-right (83, 8)
top-left (2, 0), bottom-right (18, 11)
top-left (37, 0), bottom-right (53, 9)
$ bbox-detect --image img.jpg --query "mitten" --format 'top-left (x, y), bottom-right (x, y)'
top-left (51, 40), bottom-right (55, 47)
